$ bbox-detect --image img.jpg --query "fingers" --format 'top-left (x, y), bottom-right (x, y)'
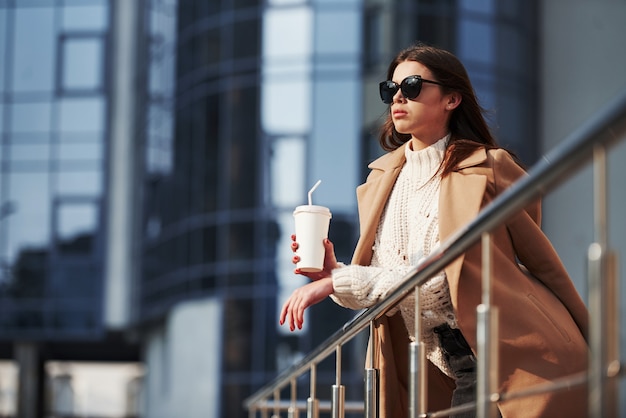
top-left (279, 293), bottom-right (302, 331)
top-left (322, 238), bottom-right (339, 270)
top-left (291, 235), bottom-right (300, 266)
top-left (279, 296), bottom-right (304, 331)
top-left (279, 299), bottom-right (297, 331)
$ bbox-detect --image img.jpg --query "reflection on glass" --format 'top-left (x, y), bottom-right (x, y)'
top-left (10, 102), bottom-right (52, 133)
top-left (461, 0), bottom-right (494, 14)
top-left (57, 170), bottom-right (102, 195)
top-left (233, 18), bottom-right (259, 59)
top-left (62, 4), bottom-right (108, 31)
top-left (12, 7), bottom-right (55, 92)
top-left (262, 7), bottom-right (312, 58)
top-left (459, 19), bottom-right (494, 64)
top-left (10, 143), bottom-right (51, 161)
top-left (261, 79), bottom-right (311, 133)
top-left (146, 105), bottom-right (173, 175)
top-left (59, 98), bottom-right (104, 132)
top-left (0, 9), bottom-right (6, 93)
top-left (270, 137), bottom-right (305, 207)
top-left (57, 202), bottom-right (96, 254)
top-left (8, 173), bottom-right (50, 263)
top-left (58, 141), bottom-right (103, 162)
top-left (62, 37), bottom-right (103, 91)
top-left (267, 0), bottom-right (306, 6)
top-left (314, 10), bottom-right (360, 54)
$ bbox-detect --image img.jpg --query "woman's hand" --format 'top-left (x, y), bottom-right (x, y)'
top-left (279, 277), bottom-right (334, 331)
top-left (291, 235), bottom-right (339, 281)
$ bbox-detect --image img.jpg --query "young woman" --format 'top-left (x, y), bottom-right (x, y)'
top-left (279, 43), bottom-right (589, 418)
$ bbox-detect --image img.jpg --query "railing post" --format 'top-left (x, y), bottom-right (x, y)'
top-left (476, 233), bottom-right (499, 418)
top-left (288, 377), bottom-right (299, 418)
top-left (307, 363), bottom-right (319, 418)
top-left (364, 321), bottom-right (379, 418)
top-left (272, 388), bottom-right (280, 418)
top-left (409, 286), bottom-right (427, 418)
top-left (588, 144), bottom-right (619, 418)
top-left (331, 345), bottom-right (345, 418)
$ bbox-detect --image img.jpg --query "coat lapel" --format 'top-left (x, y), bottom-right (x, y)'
top-left (352, 146), bottom-right (406, 266)
top-left (352, 145), bottom-right (490, 284)
top-left (439, 148), bottom-right (488, 303)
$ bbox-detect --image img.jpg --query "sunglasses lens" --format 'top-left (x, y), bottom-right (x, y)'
top-left (379, 81), bottom-right (398, 104)
top-left (401, 76), bottom-right (422, 100)
top-left (379, 76), bottom-right (424, 103)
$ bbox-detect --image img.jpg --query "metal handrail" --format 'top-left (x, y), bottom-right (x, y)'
top-left (244, 88), bottom-right (626, 414)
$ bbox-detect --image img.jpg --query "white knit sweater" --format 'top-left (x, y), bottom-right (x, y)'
top-left (331, 135), bottom-right (458, 377)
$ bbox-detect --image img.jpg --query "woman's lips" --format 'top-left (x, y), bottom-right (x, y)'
top-left (392, 109), bottom-right (408, 118)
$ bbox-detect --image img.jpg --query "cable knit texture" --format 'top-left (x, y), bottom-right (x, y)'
top-left (331, 135), bottom-right (458, 377)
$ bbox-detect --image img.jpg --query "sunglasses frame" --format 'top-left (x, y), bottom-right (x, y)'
top-left (379, 75), bottom-right (446, 104)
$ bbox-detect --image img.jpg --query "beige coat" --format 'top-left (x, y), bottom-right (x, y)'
top-left (351, 143), bottom-right (589, 417)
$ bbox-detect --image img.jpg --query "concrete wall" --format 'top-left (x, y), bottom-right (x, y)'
top-left (141, 298), bottom-right (223, 418)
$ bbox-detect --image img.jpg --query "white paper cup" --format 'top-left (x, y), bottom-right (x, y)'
top-left (293, 205), bottom-right (332, 272)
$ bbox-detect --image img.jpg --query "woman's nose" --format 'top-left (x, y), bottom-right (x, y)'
top-left (393, 88), bottom-right (405, 103)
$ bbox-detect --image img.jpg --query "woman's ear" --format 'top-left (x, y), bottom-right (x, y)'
top-left (446, 92), bottom-right (462, 110)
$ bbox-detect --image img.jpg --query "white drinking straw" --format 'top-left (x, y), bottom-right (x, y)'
top-left (308, 179), bottom-right (322, 205)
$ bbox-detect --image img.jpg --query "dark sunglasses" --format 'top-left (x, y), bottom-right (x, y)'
top-left (379, 75), bottom-right (446, 104)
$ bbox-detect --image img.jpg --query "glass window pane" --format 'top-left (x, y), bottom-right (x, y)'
top-left (262, 7), bottom-right (312, 59)
top-left (314, 10), bottom-right (359, 54)
top-left (7, 173), bottom-right (51, 263)
top-left (146, 105), bottom-right (173, 174)
top-left (459, 19), bottom-right (494, 64)
top-left (261, 78), bottom-right (310, 133)
top-left (62, 37), bottom-right (103, 91)
top-left (0, 9), bottom-right (6, 94)
top-left (229, 87), bottom-right (258, 210)
top-left (10, 143), bottom-right (51, 161)
top-left (461, 0), bottom-right (495, 14)
top-left (57, 202), bottom-right (96, 254)
top-left (149, 39), bottom-right (176, 97)
top-left (12, 7), bottom-right (55, 92)
top-left (233, 18), bottom-right (259, 59)
top-left (271, 137), bottom-right (305, 207)
top-left (57, 170), bottom-right (102, 195)
top-left (58, 141), bottom-right (102, 162)
top-left (59, 98), bottom-right (104, 132)
top-left (62, 5), bottom-right (108, 31)
top-left (195, 28), bottom-right (220, 68)
top-left (268, 0), bottom-right (305, 4)
top-left (10, 102), bottom-right (52, 133)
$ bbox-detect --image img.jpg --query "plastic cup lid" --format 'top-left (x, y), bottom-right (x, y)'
top-left (293, 205), bottom-right (332, 217)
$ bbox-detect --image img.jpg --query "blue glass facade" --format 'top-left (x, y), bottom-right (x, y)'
top-left (0, 0), bottom-right (109, 339)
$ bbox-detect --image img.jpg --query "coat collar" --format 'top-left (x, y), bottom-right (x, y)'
top-left (367, 142), bottom-right (489, 173)
top-left (352, 143), bottom-right (489, 266)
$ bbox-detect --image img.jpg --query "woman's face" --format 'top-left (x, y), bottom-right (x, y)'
top-left (390, 60), bottom-right (455, 148)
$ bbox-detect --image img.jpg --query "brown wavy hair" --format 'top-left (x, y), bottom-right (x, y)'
top-left (379, 43), bottom-right (500, 176)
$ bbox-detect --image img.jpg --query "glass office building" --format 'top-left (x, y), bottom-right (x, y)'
top-left (0, 0), bottom-right (109, 339)
top-left (0, 0), bottom-right (541, 416)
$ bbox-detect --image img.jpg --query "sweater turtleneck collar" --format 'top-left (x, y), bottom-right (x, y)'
top-left (403, 134), bottom-right (449, 180)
